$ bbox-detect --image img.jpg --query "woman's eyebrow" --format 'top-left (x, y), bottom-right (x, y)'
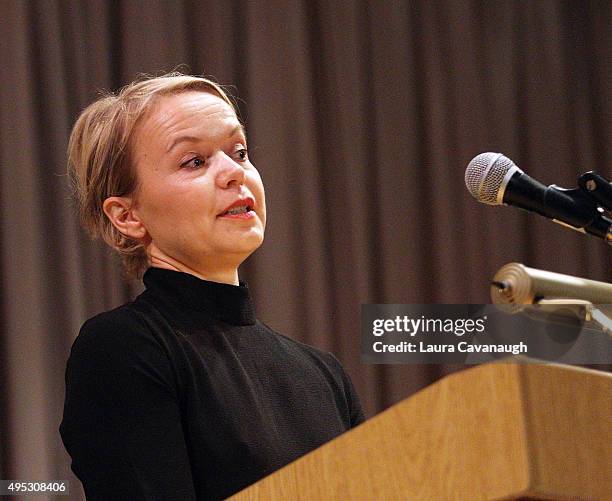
top-left (166, 135), bottom-right (199, 154)
top-left (229, 124), bottom-right (247, 140)
top-left (166, 124), bottom-right (247, 154)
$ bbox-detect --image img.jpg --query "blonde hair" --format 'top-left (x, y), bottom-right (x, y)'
top-left (67, 72), bottom-right (236, 279)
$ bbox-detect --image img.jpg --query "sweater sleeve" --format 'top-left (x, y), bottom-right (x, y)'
top-left (341, 364), bottom-right (366, 427)
top-left (326, 353), bottom-right (366, 427)
top-left (59, 309), bottom-right (196, 501)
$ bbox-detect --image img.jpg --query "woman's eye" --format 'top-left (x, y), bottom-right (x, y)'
top-left (235, 148), bottom-right (248, 162)
top-left (181, 156), bottom-right (206, 169)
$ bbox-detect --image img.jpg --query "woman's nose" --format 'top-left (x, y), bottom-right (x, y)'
top-left (213, 152), bottom-right (246, 188)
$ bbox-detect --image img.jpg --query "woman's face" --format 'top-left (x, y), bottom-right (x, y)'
top-left (129, 90), bottom-right (266, 272)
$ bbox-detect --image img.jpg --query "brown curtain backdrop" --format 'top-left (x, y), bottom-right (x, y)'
top-left (0, 0), bottom-right (610, 499)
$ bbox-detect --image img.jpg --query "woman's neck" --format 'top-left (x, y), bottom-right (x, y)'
top-left (148, 254), bottom-right (239, 286)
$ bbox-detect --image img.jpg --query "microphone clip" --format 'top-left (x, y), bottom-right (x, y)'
top-left (578, 172), bottom-right (612, 211)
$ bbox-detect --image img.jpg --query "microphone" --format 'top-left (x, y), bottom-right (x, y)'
top-left (465, 152), bottom-right (612, 243)
top-left (490, 262), bottom-right (612, 305)
top-left (491, 263), bottom-right (612, 345)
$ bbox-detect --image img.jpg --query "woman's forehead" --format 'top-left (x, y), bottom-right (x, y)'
top-left (139, 92), bottom-right (239, 142)
top-left (149, 91), bottom-right (236, 126)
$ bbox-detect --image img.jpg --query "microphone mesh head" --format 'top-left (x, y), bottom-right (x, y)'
top-left (465, 152), bottom-right (520, 205)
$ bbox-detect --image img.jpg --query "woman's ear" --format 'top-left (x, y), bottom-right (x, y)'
top-left (102, 196), bottom-right (148, 241)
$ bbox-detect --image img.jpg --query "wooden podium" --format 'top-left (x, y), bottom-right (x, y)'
top-left (230, 362), bottom-right (611, 500)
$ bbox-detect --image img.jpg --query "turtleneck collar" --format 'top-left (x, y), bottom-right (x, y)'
top-left (142, 267), bottom-right (256, 326)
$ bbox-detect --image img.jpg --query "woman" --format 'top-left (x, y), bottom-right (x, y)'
top-left (60, 73), bottom-right (365, 501)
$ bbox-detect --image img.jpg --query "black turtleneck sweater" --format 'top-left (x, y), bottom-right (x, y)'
top-left (60, 268), bottom-right (365, 501)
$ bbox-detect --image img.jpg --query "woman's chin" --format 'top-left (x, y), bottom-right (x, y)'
top-left (219, 232), bottom-right (264, 257)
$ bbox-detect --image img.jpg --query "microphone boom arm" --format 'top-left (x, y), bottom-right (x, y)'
top-left (536, 299), bottom-right (612, 340)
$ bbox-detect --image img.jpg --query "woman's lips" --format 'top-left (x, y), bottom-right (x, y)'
top-left (218, 197), bottom-right (256, 218)
top-left (218, 210), bottom-right (256, 219)
top-left (217, 203), bottom-right (256, 219)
